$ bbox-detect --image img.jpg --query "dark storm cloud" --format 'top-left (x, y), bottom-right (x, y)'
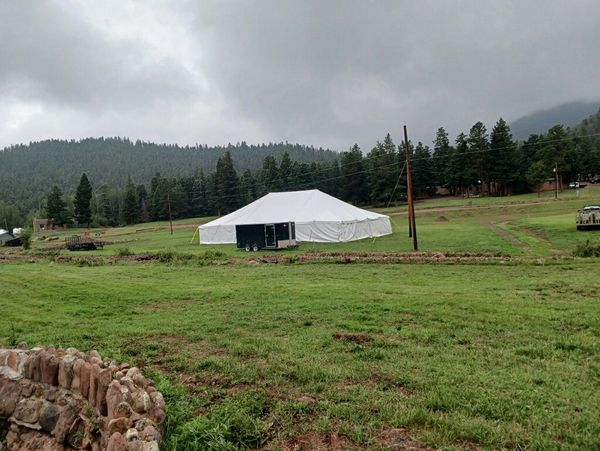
top-left (0, 2), bottom-right (195, 110)
top-left (1, 1), bottom-right (599, 150)
top-left (193, 0), bottom-right (600, 149)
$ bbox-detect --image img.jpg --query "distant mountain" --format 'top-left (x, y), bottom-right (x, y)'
top-left (510, 101), bottom-right (600, 140)
top-left (0, 137), bottom-right (339, 212)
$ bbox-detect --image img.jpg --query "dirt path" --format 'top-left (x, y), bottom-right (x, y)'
top-left (480, 218), bottom-right (530, 250)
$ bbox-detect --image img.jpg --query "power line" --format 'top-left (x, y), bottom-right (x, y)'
top-left (145, 130), bottom-right (600, 205)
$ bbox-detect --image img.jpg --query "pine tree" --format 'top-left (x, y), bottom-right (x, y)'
top-left (74, 173), bottom-right (93, 226)
top-left (537, 125), bottom-right (574, 187)
top-left (0, 201), bottom-right (23, 232)
top-left (411, 142), bottom-right (433, 196)
top-left (527, 161), bottom-right (549, 197)
top-left (258, 156), bottom-right (280, 195)
top-left (451, 133), bottom-right (474, 196)
top-left (340, 144), bottom-right (369, 204)
top-left (46, 186), bottom-right (69, 226)
top-left (214, 151), bottom-right (239, 214)
top-left (467, 122), bottom-right (489, 193)
top-left (279, 152), bottom-right (294, 191)
top-left (239, 170), bottom-right (257, 205)
top-left (432, 127), bottom-right (452, 188)
top-left (489, 118), bottom-right (516, 195)
top-left (149, 173), bottom-right (167, 220)
top-left (367, 134), bottom-right (398, 205)
top-left (122, 178), bottom-right (139, 225)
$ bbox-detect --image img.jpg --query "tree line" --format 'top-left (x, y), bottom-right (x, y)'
top-left (2, 108), bottom-right (600, 230)
top-left (0, 139), bottom-right (338, 215)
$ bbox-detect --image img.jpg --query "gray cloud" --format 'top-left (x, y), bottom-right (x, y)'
top-left (1, 1), bottom-right (599, 151)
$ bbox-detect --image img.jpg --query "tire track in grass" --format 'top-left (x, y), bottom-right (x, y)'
top-left (480, 218), bottom-right (530, 252)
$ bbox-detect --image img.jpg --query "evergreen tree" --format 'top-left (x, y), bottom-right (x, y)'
top-left (295, 162), bottom-right (314, 190)
top-left (527, 161), bottom-right (549, 197)
top-left (467, 122), bottom-right (489, 193)
top-left (367, 134), bottom-right (398, 205)
top-left (97, 185), bottom-right (112, 222)
top-left (239, 170), bottom-right (257, 205)
top-left (122, 178), bottom-right (140, 225)
top-left (411, 142), bottom-right (433, 196)
top-left (321, 160), bottom-right (341, 197)
top-left (432, 127), bottom-right (452, 188)
top-left (0, 201), bottom-right (23, 232)
top-left (46, 186), bottom-right (69, 226)
top-left (450, 133), bottom-right (473, 195)
top-left (279, 152), bottom-right (294, 191)
top-left (258, 156), bottom-right (280, 195)
top-left (340, 144), bottom-right (369, 204)
top-left (136, 185), bottom-right (149, 221)
top-left (536, 125), bottom-right (573, 188)
top-left (488, 118), bottom-right (516, 195)
top-left (74, 173), bottom-right (93, 226)
top-left (214, 151), bottom-right (239, 214)
top-left (149, 173), bottom-right (167, 220)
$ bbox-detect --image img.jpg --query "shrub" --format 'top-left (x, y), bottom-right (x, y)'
top-left (116, 247), bottom-right (133, 256)
top-left (573, 240), bottom-right (600, 257)
top-left (20, 228), bottom-right (32, 250)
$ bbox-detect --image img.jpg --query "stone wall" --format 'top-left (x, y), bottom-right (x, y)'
top-left (0, 345), bottom-right (165, 451)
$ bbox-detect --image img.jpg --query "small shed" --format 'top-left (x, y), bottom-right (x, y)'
top-left (33, 218), bottom-right (49, 233)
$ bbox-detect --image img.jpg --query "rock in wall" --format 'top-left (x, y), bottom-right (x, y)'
top-left (0, 345), bottom-right (165, 451)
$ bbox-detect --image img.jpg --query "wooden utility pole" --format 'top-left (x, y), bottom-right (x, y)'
top-left (554, 163), bottom-right (558, 200)
top-left (404, 125), bottom-right (418, 251)
top-left (167, 193), bottom-right (174, 235)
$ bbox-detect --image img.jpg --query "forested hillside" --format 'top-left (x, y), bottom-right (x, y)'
top-left (0, 138), bottom-right (338, 211)
top-left (510, 101), bottom-right (600, 140)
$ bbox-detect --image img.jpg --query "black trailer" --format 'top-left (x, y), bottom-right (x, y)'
top-left (236, 222), bottom-right (297, 251)
top-left (65, 235), bottom-right (104, 251)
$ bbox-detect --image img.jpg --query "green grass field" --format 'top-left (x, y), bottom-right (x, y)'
top-left (1, 189), bottom-right (600, 450)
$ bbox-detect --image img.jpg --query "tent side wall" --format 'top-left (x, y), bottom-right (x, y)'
top-left (199, 224), bottom-right (236, 244)
top-left (296, 217), bottom-right (391, 243)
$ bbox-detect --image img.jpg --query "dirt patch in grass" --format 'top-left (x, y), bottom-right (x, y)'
top-left (280, 431), bottom-right (360, 450)
top-left (517, 225), bottom-right (550, 242)
top-left (377, 428), bottom-right (429, 450)
top-left (123, 333), bottom-right (224, 369)
top-left (481, 219), bottom-right (529, 249)
top-left (332, 332), bottom-right (373, 343)
top-left (434, 215), bottom-right (449, 222)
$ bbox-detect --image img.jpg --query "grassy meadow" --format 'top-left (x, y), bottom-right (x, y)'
top-left (1, 188), bottom-right (600, 450)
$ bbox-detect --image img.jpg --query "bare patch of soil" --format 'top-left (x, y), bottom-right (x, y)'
top-left (280, 432), bottom-right (360, 451)
top-left (377, 428), bottom-right (429, 450)
top-left (434, 215), bottom-right (449, 222)
top-left (332, 332), bottom-right (373, 343)
top-left (517, 225), bottom-right (550, 242)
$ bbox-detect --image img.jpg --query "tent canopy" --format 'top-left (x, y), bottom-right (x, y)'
top-left (199, 189), bottom-right (392, 244)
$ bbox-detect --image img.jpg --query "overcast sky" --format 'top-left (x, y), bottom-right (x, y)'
top-left (1, 1), bottom-right (599, 152)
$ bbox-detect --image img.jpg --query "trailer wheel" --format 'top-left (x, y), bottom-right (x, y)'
top-left (245, 244), bottom-right (251, 252)
top-left (252, 244), bottom-right (259, 252)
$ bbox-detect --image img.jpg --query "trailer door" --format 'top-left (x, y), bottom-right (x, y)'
top-left (265, 224), bottom-right (276, 247)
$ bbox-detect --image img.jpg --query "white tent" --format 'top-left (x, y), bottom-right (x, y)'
top-left (199, 189), bottom-right (392, 244)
